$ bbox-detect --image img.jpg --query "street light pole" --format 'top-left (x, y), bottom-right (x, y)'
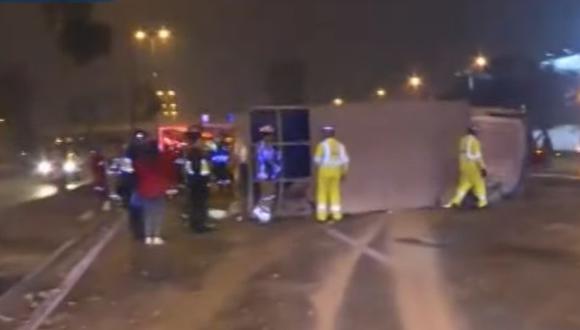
top-left (131, 26), bottom-right (173, 131)
top-left (468, 54), bottom-right (488, 93)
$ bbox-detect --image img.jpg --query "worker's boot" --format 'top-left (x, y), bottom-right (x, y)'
top-left (316, 206), bottom-right (328, 223)
top-left (331, 213), bottom-right (343, 223)
top-left (316, 215), bottom-right (328, 223)
top-left (477, 199), bottom-right (488, 209)
top-left (443, 202), bottom-right (458, 209)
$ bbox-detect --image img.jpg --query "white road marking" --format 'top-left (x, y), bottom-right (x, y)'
top-left (19, 221), bottom-right (121, 330)
top-left (0, 239), bottom-right (75, 307)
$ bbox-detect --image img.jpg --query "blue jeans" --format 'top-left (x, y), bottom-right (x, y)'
top-left (133, 194), bottom-right (165, 238)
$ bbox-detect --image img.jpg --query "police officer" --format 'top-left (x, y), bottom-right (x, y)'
top-left (314, 125), bottom-right (349, 222)
top-left (252, 125), bottom-right (282, 223)
top-left (185, 126), bottom-right (213, 233)
top-left (444, 125), bottom-right (488, 209)
top-left (210, 135), bottom-right (232, 188)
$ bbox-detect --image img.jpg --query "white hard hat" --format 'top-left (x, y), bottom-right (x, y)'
top-left (259, 125), bottom-right (275, 134)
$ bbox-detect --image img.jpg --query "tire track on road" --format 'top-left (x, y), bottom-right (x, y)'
top-left (387, 214), bottom-right (464, 330)
top-left (150, 225), bottom-right (316, 330)
top-left (314, 220), bottom-right (385, 330)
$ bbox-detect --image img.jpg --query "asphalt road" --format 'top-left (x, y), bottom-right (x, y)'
top-left (0, 172), bottom-right (59, 210)
top-left (0, 173), bottom-right (100, 296)
top-left (35, 177), bottom-right (580, 330)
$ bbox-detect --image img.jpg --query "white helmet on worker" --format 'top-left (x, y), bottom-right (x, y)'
top-left (321, 125), bottom-right (336, 137)
top-left (467, 124), bottom-right (479, 135)
top-left (259, 125), bottom-right (275, 135)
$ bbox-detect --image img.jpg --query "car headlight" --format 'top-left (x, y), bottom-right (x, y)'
top-left (37, 161), bottom-right (53, 175)
top-left (63, 160), bottom-right (78, 173)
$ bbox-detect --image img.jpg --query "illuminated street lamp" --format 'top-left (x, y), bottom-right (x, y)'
top-left (467, 55), bottom-right (489, 92)
top-left (408, 75), bottom-right (423, 90)
top-left (376, 88), bottom-right (387, 98)
top-left (134, 27), bottom-right (172, 42)
top-left (474, 55), bottom-right (488, 70)
top-left (157, 27), bottom-right (172, 40)
top-left (155, 89), bottom-right (177, 99)
top-left (0, 118), bottom-right (5, 124)
top-left (134, 30), bottom-right (147, 41)
top-left (333, 98), bottom-right (344, 107)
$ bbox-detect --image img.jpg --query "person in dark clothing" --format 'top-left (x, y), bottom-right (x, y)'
top-left (118, 154), bottom-right (143, 241)
top-left (89, 148), bottom-right (111, 211)
top-left (185, 126), bottom-right (213, 233)
top-left (119, 130), bottom-right (150, 241)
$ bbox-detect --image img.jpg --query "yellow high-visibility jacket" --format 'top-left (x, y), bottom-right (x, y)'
top-left (459, 134), bottom-right (485, 169)
top-left (314, 138), bottom-right (349, 174)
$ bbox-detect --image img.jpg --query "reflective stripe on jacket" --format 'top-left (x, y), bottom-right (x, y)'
top-left (185, 159), bottom-right (211, 176)
top-left (314, 138), bottom-right (349, 168)
top-left (460, 135), bottom-right (485, 167)
top-left (256, 141), bottom-right (281, 181)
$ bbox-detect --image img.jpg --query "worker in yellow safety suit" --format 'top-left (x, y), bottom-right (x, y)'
top-left (314, 126), bottom-right (349, 222)
top-left (444, 126), bottom-right (488, 209)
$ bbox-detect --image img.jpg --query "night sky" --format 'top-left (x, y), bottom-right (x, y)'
top-left (1, 0), bottom-right (580, 134)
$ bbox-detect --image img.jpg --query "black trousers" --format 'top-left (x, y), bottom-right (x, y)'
top-left (236, 163), bottom-right (249, 218)
top-left (189, 179), bottom-right (209, 231)
top-left (128, 203), bottom-right (144, 240)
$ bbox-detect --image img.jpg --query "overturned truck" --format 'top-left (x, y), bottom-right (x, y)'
top-left (243, 101), bottom-right (527, 216)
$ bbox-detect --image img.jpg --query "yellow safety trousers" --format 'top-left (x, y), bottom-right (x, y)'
top-left (450, 160), bottom-right (487, 207)
top-left (316, 166), bottom-right (343, 222)
top-left (447, 134), bottom-right (487, 208)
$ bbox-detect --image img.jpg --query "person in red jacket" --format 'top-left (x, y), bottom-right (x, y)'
top-left (133, 139), bottom-right (176, 245)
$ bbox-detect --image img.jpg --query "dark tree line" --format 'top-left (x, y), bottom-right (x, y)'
top-left (42, 3), bottom-right (112, 66)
